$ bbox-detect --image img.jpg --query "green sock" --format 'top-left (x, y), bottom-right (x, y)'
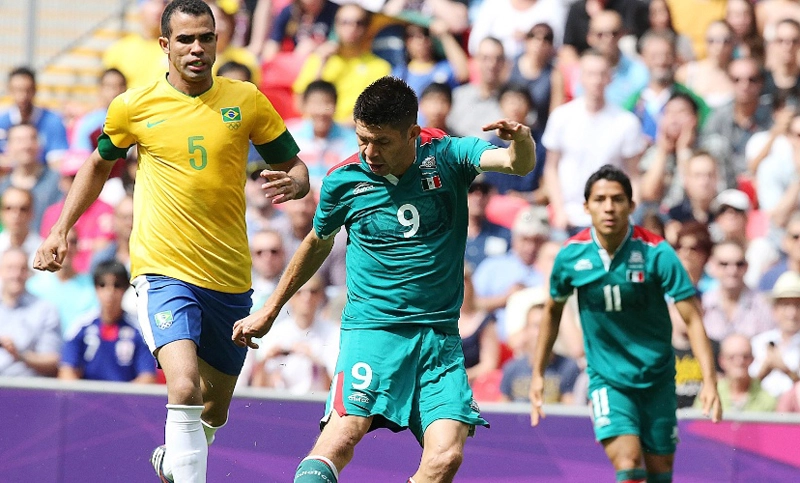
top-left (295, 456), bottom-right (338, 483)
top-left (616, 468), bottom-right (647, 482)
top-left (647, 471), bottom-right (672, 482)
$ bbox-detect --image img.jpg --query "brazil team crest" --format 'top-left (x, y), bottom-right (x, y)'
top-left (154, 311), bottom-right (174, 330)
top-left (220, 106), bottom-right (242, 130)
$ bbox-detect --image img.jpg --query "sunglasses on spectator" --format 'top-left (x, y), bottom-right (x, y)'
top-left (2, 204), bottom-right (31, 212)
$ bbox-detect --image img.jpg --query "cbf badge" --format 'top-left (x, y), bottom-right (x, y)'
top-left (221, 106), bottom-right (241, 130)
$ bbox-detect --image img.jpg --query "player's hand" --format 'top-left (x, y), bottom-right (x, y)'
top-left (482, 119), bottom-right (531, 143)
top-left (529, 375), bottom-right (546, 426)
top-left (33, 232), bottom-right (69, 272)
top-left (259, 170), bottom-right (301, 204)
top-left (231, 307), bottom-right (277, 349)
top-left (698, 384), bottom-right (722, 423)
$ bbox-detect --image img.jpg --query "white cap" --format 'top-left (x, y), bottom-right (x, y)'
top-left (713, 189), bottom-right (751, 214)
top-left (772, 271), bottom-right (800, 299)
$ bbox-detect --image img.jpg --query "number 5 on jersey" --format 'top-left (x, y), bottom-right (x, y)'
top-left (188, 136), bottom-right (207, 170)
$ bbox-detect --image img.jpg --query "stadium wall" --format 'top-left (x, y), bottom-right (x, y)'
top-left (1, 377), bottom-right (799, 482)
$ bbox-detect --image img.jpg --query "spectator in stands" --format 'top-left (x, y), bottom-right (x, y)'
top-left (561, 0), bottom-right (650, 62)
top-left (0, 247), bottom-right (61, 377)
top-left (249, 228), bottom-right (287, 310)
top-left (543, 49), bottom-right (645, 235)
top-left (249, 275), bottom-right (339, 394)
top-left (758, 1), bottom-right (800, 69)
top-left (777, 380), bottom-right (800, 411)
top-left (675, 20), bottom-right (736, 110)
top-left (459, 265), bottom-right (499, 383)
top-left (0, 66), bottom-right (69, 167)
top-left (647, 0), bottom-right (695, 64)
top-left (639, 93), bottom-right (700, 212)
top-left (673, 221), bottom-right (715, 295)
top-left (508, 23), bottom-right (556, 127)
top-left (292, 3), bottom-right (392, 124)
top-left (701, 57), bottom-right (773, 190)
top-left (286, 80), bottom-right (358, 189)
top-left (749, 96), bottom-right (795, 194)
top-left (39, 149), bottom-right (115, 274)
top-left (27, 230), bottom-right (97, 335)
top-left (102, 0), bottom-right (169, 89)
top-left (206, 1), bottom-right (262, 86)
top-left (763, 19), bottom-right (800, 103)
top-left (567, 11), bottom-right (649, 108)
top-left (58, 261), bottom-right (156, 383)
top-left (499, 286), bottom-right (580, 403)
top-left (706, 333), bottom-right (777, 412)
top-left (664, 151), bottom-right (720, 237)
top-left (473, 205), bottom-right (549, 341)
top-left (482, 84), bottom-right (546, 203)
top-left (256, 0), bottom-right (339, 63)
top-left (90, 194), bottom-right (134, 274)
top-left (672, 303), bottom-right (720, 409)
top-left (751, 271), bottom-right (800, 398)
top-left (0, 123), bottom-right (61, 233)
top-left (70, 69), bottom-right (127, 153)
top-left (391, 20), bottom-right (469, 98)
top-left (382, 0), bottom-right (470, 36)
top-left (447, 37), bottom-right (505, 139)
top-left (725, 0), bottom-right (764, 63)
top-left (244, 160), bottom-right (292, 239)
top-left (760, 212), bottom-right (800, 292)
top-left (623, 31), bottom-right (709, 142)
top-left (664, 0), bottom-right (727, 60)
top-left (278, 190), bottom-right (347, 293)
top-left (0, 187), bottom-right (41, 264)
top-left (467, 0), bottom-right (567, 61)
top-left (702, 240), bottom-right (775, 343)
top-left (709, 189), bottom-right (751, 246)
top-left (464, 175), bottom-right (511, 270)
top-left (418, 82), bottom-right (452, 131)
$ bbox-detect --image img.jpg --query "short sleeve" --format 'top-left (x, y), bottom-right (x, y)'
top-left (313, 175), bottom-right (348, 239)
top-left (35, 302), bottom-right (63, 356)
top-left (620, 113), bottom-right (647, 158)
top-left (447, 135), bottom-right (496, 179)
top-left (268, 7), bottom-right (292, 42)
top-left (60, 332), bottom-right (83, 368)
top-left (654, 243), bottom-right (697, 302)
top-left (541, 107), bottom-right (564, 152)
top-left (549, 249), bottom-right (573, 302)
top-left (100, 94), bottom-right (136, 160)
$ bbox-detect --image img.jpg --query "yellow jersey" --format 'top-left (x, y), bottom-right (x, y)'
top-left (99, 76), bottom-right (299, 293)
top-left (102, 34), bottom-right (168, 89)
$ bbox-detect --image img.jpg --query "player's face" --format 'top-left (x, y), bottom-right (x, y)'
top-left (355, 121), bottom-right (420, 177)
top-left (584, 179), bottom-right (634, 238)
top-left (161, 12), bottom-right (217, 90)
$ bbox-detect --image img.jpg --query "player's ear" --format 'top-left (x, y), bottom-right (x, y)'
top-left (159, 36), bottom-right (169, 54)
top-left (409, 124), bottom-right (421, 141)
top-left (584, 201), bottom-right (590, 214)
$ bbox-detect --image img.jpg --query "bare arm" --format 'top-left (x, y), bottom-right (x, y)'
top-left (675, 297), bottom-right (722, 422)
top-left (478, 120), bottom-right (536, 175)
top-left (430, 20), bottom-right (469, 84)
top-left (18, 351), bottom-right (60, 377)
top-left (262, 155), bottom-right (311, 203)
top-left (58, 365), bottom-right (82, 380)
top-left (132, 373), bottom-right (157, 384)
top-left (542, 150), bottom-right (568, 230)
top-left (248, 0), bottom-right (274, 57)
top-left (530, 297), bottom-right (566, 425)
top-left (34, 149), bottom-right (115, 271)
top-left (233, 230), bottom-right (335, 348)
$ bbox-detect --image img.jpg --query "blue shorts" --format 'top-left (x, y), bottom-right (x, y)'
top-left (132, 275), bottom-right (253, 376)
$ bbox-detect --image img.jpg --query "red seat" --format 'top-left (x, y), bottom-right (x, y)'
top-left (259, 52), bottom-right (304, 120)
top-left (485, 194), bottom-right (531, 228)
top-left (470, 368), bottom-right (503, 402)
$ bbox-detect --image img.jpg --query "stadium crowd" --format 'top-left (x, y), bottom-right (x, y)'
top-left (3, 0), bottom-right (800, 415)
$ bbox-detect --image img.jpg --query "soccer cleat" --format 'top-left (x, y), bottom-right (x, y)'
top-left (150, 445), bottom-right (174, 483)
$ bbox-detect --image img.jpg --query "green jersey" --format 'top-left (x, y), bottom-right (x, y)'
top-left (550, 225), bottom-right (696, 389)
top-left (314, 128), bottom-right (495, 334)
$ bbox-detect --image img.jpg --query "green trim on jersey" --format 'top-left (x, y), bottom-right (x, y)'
top-left (254, 129), bottom-right (300, 165)
top-left (550, 225), bottom-right (696, 390)
top-left (97, 132), bottom-right (129, 161)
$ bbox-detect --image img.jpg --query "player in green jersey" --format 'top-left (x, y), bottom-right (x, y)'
top-left (530, 165), bottom-right (721, 483)
top-left (232, 75), bottom-right (536, 483)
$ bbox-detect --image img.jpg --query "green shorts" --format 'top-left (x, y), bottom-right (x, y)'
top-left (588, 375), bottom-right (679, 455)
top-left (321, 325), bottom-right (489, 445)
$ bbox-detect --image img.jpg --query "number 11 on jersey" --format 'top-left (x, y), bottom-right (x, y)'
top-left (603, 284), bottom-right (622, 312)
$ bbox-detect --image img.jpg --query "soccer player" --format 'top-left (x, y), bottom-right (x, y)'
top-left (529, 165), bottom-right (722, 483)
top-left (33, 1), bottom-right (310, 482)
top-left (232, 76), bottom-right (536, 483)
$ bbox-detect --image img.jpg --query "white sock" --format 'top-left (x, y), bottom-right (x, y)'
top-left (164, 404), bottom-right (208, 483)
top-left (201, 418), bottom-right (225, 446)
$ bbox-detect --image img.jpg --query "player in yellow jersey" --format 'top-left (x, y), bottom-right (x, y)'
top-left (33, 1), bottom-right (310, 482)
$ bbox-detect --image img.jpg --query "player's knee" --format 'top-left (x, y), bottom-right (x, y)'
top-left (167, 376), bottom-right (202, 405)
top-left (423, 446), bottom-right (463, 479)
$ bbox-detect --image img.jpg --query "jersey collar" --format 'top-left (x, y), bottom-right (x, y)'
top-left (590, 224), bottom-right (633, 272)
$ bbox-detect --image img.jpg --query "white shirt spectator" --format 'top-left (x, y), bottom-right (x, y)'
top-left (749, 329), bottom-right (800, 398)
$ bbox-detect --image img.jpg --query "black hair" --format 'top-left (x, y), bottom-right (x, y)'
top-left (498, 83), bottom-right (534, 109)
top-left (161, 0), bottom-right (214, 39)
top-left (93, 260), bottom-right (130, 288)
top-left (666, 92), bottom-right (698, 115)
top-left (303, 80), bottom-right (338, 104)
top-left (420, 82), bottom-right (452, 104)
top-left (8, 66), bottom-right (35, 84)
top-left (100, 68), bottom-right (126, 85)
top-left (353, 76), bottom-right (418, 130)
top-left (217, 61), bottom-right (252, 82)
top-left (584, 164), bottom-right (633, 202)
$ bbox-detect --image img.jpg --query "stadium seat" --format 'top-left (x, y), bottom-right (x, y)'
top-left (259, 52), bottom-right (303, 121)
top-left (470, 368), bottom-right (503, 402)
top-left (485, 194), bottom-right (530, 228)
